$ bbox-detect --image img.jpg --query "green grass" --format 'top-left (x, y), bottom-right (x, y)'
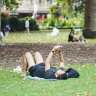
top-left (2, 29), bottom-right (96, 43)
top-left (0, 64), bottom-right (96, 96)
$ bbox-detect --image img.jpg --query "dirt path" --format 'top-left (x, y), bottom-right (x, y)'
top-left (0, 43), bottom-right (96, 68)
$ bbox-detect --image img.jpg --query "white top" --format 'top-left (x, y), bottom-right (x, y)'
top-left (50, 27), bottom-right (59, 36)
top-left (74, 29), bottom-right (80, 32)
top-left (0, 32), bottom-right (4, 36)
top-left (25, 20), bottom-right (29, 28)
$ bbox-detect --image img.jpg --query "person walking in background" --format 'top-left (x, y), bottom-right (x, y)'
top-left (4, 25), bottom-right (10, 36)
top-left (25, 18), bottom-right (30, 34)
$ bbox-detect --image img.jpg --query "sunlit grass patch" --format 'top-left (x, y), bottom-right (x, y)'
top-left (2, 29), bottom-right (96, 43)
top-left (0, 64), bottom-right (96, 96)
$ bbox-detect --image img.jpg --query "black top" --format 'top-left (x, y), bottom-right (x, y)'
top-left (68, 32), bottom-right (74, 42)
top-left (45, 67), bottom-right (58, 79)
top-left (33, 66), bottom-right (58, 79)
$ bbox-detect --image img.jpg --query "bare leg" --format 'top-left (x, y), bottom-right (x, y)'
top-left (25, 28), bottom-right (27, 34)
top-left (34, 52), bottom-right (44, 64)
top-left (21, 52), bottom-right (35, 76)
top-left (27, 28), bottom-right (29, 33)
top-left (27, 28), bottom-right (30, 35)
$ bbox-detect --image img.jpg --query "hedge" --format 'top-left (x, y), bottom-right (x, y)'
top-left (39, 17), bottom-right (84, 30)
top-left (1, 16), bottom-right (39, 31)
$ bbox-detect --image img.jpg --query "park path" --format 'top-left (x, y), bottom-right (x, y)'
top-left (0, 43), bottom-right (96, 68)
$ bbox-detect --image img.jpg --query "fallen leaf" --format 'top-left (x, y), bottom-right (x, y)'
top-left (64, 67), bottom-right (67, 69)
top-left (10, 71), bottom-right (13, 73)
top-left (40, 94), bottom-right (46, 96)
top-left (34, 81), bottom-right (38, 83)
top-left (86, 94), bottom-right (90, 96)
top-left (42, 90), bottom-right (46, 92)
top-left (76, 93), bottom-right (81, 96)
top-left (82, 65), bottom-right (85, 68)
top-left (78, 68), bottom-right (81, 71)
top-left (86, 82), bottom-right (89, 86)
top-left (12, 75), bottom-right (15, 77)
top-left (84, 91), bottom-right (87, 95)
top-left (0, 67), bottom-right (2, 70)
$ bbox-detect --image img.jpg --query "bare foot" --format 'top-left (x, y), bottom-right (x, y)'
top-left (21, 72), bottom-right (26, 77)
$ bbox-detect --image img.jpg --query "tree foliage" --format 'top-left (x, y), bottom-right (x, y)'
top-left (0, 0), bottom-right (23, 44)
top-left (49, 0), bottom-right (85, 16)
top-left (2, 0), bottom-right (23, 10)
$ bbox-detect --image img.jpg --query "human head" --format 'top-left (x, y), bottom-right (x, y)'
top-left (55, 70), bottom-right (67, 79)
top-left (26, 18), bottom-right (29, 20)
top-left (71, 28), bottom-right (74, 32)
top-left (56, 72), bottom-right (68, 80)
top-left (54, 26), bottom-right (57, 28)
top-left (79, 35), bottom-right (84, 40)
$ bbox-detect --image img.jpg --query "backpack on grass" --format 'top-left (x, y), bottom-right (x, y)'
top-left (65, 68), bottom-right (80, 79)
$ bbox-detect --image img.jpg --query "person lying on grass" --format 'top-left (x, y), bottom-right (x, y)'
top-left (21, 45), bottom-right (79, 80)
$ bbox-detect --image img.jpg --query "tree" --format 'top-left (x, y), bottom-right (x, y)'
top-left (83, 0), bottom-right (96, 38)
top-left (0, 0), bottom-right (22, 44)
top-left (0, 0), bottom-right (3, 44)
top-left (47, 0), bottom-right (86, 21)
top-left (50, 0), bottom-right (85, 16)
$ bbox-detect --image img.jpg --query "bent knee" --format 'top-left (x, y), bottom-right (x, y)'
top-left (34, 52), bottom-right (40, 55)
top-left (25, 52), bottom-right (31, 56)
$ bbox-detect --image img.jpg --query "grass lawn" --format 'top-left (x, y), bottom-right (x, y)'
top-left (0, 64), bottom-right (96, 96)
top-left (1, 29), bottom-right (96, 96)
top-left (2, 29), bottom-right (96, 43)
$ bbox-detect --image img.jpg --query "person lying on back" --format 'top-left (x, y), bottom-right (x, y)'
top-left (21, 45), bottom-right (79, 80)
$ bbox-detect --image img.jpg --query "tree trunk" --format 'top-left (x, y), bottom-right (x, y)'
top-left (83, 0), bottom-right (96, 38)
top-left (0, 0), bottom-right (4, 44)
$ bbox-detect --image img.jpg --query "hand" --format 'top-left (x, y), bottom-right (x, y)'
top-left (53, 45), bottom-right (63, 51)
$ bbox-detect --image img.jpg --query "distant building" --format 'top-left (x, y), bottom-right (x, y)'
top-left (16, 0), bottom-right (54, 17)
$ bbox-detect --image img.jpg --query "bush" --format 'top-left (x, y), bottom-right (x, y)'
top-left (39, 16), bottom-right (84, 30)
top-left (48, 16), bottom-right (56, 26)
top-left (9, 17), bottom-right (19, 31)
top-left (18, 18), bottom-right (25, 31)
top-left (1, 17), bottom-right (9, 29)
top-left (1, 16), bottom-right (39, 31)
top-left (30, 19), bottom-right (39, 30)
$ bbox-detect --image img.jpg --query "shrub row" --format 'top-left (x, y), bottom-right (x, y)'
top-left (39, 17), bottom-right (84, 29)
top-left (1, 16), bottom-right (39, 31)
